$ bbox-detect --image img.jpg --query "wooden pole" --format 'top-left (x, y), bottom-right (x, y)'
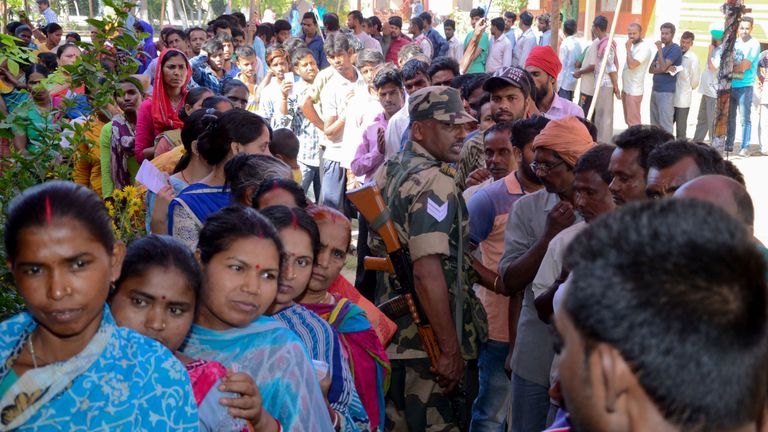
top-left (582, 0), bottom-right (593, 39)
top-left (586, 0), bottom-right (621, 120)
top-left (88, 0), bottom-right (93, 18)
top-left (159, 0), bottom-right (166, 26)
top-left (550, 0), bottom-right (560, 53)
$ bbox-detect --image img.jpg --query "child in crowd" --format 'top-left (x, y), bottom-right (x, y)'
top-left (270, 127), bottom-right (302, 183)
top-left (110, 235), bottom-right (278, 431)
top-left (234, 45), bottom-right (265, 111)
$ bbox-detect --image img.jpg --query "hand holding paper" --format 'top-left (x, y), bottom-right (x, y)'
top-left (136, 160), bottom-right (170, 194)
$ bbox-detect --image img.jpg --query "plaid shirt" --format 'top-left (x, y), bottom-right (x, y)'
top-left (272, 79), bottom-right (321, 166)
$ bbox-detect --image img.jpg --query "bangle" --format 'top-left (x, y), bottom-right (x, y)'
top-left (331, 410), bottom-right (340, 429)
top-left (275, 417), bottom-right (282, 432)
top-left (493, 275), bottom-right (500, 292)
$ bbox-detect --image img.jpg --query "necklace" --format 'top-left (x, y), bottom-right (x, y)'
top-left (181, 169), bottom-right (190, 185)
top-left (28, 333), bottom-right (39, 369)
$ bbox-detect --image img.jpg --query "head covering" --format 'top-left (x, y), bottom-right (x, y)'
top-left (525, 45), bottom-right (562, 79)
top-left (483, 66), bottom-right (533, 99)
top-left (137, 20), bottom-right (157, 59)
top-left (408, 86), bottom-right (476, 124)
top-left (709, 23), bottom-right (724, 39)
top-left (532, 116), bottom-right (594, 167)
top-left (151, 48), bottom-right (192, 133)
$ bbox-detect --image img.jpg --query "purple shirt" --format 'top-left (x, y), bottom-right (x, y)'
top-left (543, 94), bottom-right (584, 120)
top-left (350, 112), bottom-right (388, 181)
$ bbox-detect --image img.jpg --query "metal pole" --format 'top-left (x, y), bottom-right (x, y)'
top-left (586, 0), bottom-right (621, 120)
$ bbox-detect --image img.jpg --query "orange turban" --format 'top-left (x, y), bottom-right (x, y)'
top-left (532, 116), bottom-right (595, 166)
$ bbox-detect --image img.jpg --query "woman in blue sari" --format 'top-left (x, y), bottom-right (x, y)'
top-left (0, 181), bottom-right (197, 430)
top-left (168, 109), bottom-right (272, 249)
top-left (261, 206), bottom-right (370, 431)
top-left (181, 206), bottom-right (334, 431)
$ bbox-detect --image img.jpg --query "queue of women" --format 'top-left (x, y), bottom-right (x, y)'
top-left (0, 46), bottom-right (394, 431)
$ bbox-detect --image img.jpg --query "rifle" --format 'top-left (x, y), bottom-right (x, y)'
top-left (346, 183), bottom-right (441, 367)
top-left (349, 182), bottom-right (468, 430)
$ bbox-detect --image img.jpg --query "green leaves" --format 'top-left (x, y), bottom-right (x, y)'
top-left (0, 0), bottom-right (144, 319)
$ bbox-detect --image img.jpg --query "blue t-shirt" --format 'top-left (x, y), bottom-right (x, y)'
top-left (652, 43), bottom-right (683, 93)
top-left (733, 37), bottom-right (761, 88)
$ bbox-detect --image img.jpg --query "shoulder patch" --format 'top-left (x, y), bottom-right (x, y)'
top-left (427, 197), bottom-right (448, 222)
top-left (440, 164), bottom-right (457, 177)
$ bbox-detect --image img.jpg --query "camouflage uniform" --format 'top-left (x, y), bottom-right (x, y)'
top-left (455, 131), bottom-right (486, 192)
top-left (370, 87), bottom-right (488, 431)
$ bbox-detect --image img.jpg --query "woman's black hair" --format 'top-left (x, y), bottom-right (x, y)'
top-left (223, 154), bottom-right (292, 204)
top-left (44, 23), bottom-right (62, 36)
top-left (252, 177), bottom-right (309, 209)
top-left (196, 110), bottom-right (272, 166)
top-left (24, 63), bottom-right (49, 81)
top-left (221, 79), bottom-right (248, 96)
top-left (5, 181), bottom-right (114, 263)
top-left (260, 206), bottom-right (320, 258)
top-left (201, 95), bottom-right (234, 111)
top-left (56, 43), bottom-right (79, 59)
top-left (174, 109), bottom-right (214, 173)
top-left (112, 235), bottom-right (201, 299)
top-left (160, 49), bottom-right (187, 70)
top-left (37, 52), bottom-right (58, 72)
top-left (117, 76), bottom-right (145, 97)
top-left (178, 86), bottom-right (212, 121)
top-left (65, 32), bottom-right (81, 42)
top-left (197, 206), bottom-right (284, 270)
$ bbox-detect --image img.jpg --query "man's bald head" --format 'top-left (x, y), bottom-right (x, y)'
top-left (674, 175), bottom-right (754, 232)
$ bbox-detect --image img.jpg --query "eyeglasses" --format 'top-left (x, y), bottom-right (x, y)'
top-left (530, 160), bottom-right (564, 175)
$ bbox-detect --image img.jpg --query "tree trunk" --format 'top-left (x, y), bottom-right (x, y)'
top-left (550, 0), bottom-right (560, 53)
top-left (712, 0), bottom-right (749, 153)
top-left (88, 0), bottom-right (93, 18)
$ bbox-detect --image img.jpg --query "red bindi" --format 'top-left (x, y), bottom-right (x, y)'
top-left (45, 196), bottom-right (52, 225)
top-left (161, 295), bottom-right (166, 300)
top-left (255, 264), bottom-right (260, 270)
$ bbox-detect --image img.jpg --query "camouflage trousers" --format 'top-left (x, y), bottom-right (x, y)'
top-left (385, 358), bottom-right (478, 432)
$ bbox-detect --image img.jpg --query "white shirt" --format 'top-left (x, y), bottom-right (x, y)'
top-left (558, 35), bottom-right (582, 91)
top-left (447, 36), bottom-right (464, 65)
top-left (698, 45), bottom-right (722, 99)
top-left (512, 28), bottom-right (537, 68)
top-left (319, 68), bottom-right (368, 162)
top-left (42, 7), bottom-right (58, 24)
top-left (674, 50), bottom-right (701, 108)
top-left (384, 102), bottom-right (409, 157)
top-left (486, 34), bottom-right (513, 73)
top-left (621, 41), bottom-right (653, 96)
top-left (579, 39), bottom-right (599, 96)
top-left (414, 34), bottom-right (433, 59)
top-left (596, 38), bottom-right (617, 89)
top-left (355, 31), bottom-right (383, 53)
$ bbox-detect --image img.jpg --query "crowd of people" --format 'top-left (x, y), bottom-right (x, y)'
top-left (1, 1), bottom-right (768, 431)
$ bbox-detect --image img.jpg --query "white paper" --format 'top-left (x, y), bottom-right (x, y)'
top-left (135, 160), bottom-right (169, 194)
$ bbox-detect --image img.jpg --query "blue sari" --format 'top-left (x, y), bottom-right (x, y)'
top-left (168, 183), bottom-right (231, 248)
top-left (273, 305), bottom-right (370, 431)
top-left (182, 315), bottom-right (334, 431)
top-left (0, 306), bottom-right (198, 431)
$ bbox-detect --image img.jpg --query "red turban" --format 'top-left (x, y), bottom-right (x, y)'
top-left (525, 45), bottom-right (562, 79)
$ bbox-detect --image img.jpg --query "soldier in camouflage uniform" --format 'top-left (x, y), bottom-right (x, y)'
top-left (371, 86), bottom-right (488, 431)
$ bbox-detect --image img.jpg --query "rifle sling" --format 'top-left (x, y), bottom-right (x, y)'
top-left (455, 192), bottom-right (464, 346)
top-left (369, 208), bottom-right (391, 232)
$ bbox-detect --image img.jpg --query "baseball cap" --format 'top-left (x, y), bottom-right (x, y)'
top-left (483, 66), bottom-right (533, 99)
top-left (409, 86), bottom-right (476, 124)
